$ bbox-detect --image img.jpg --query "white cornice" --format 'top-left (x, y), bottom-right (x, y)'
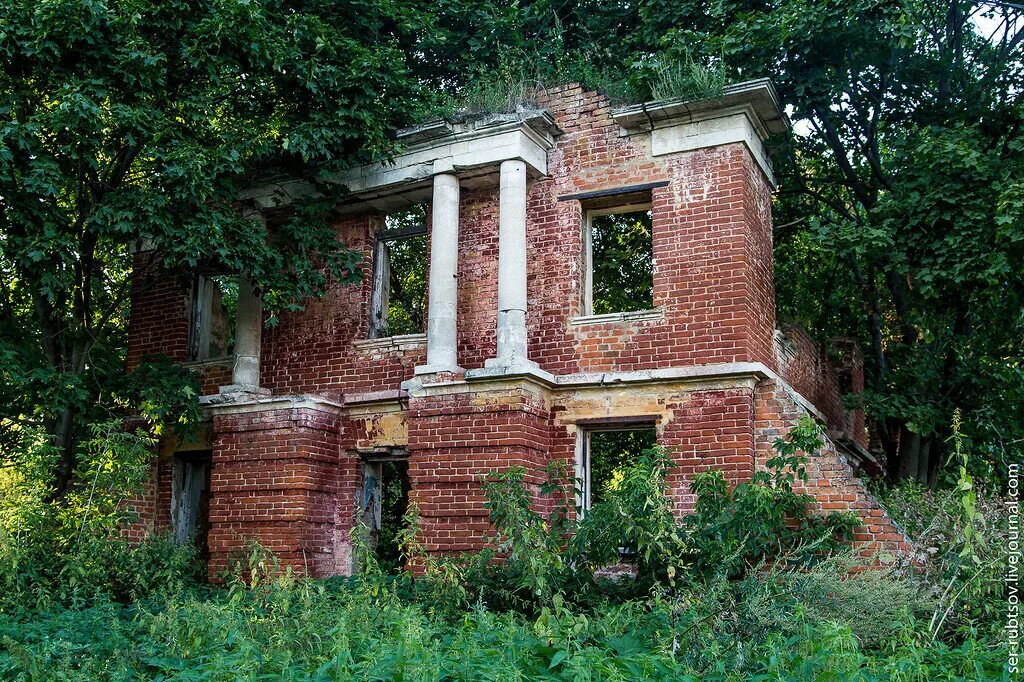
top-left (611, 79), bottom-right (788, 187)
top-left (325, 110), bottom-right (562, 213)
top-left (240, 110), bottom-right (563, 212)
top-left (201, 393), bottom-right (344, 416)
top-left (611, 78), bottom-right (788, 135)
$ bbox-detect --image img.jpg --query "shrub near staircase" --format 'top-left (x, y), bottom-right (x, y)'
top-left (0, 418), bottom-right (1012, 679)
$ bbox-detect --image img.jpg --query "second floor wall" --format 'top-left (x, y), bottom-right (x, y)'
top-left (128, 82), bottom-right (785, 401)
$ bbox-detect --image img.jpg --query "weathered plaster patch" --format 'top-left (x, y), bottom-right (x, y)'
top-left (554, 377), bottom-right (757, 437)
top-left (354, 411), bottom-right (409, 450)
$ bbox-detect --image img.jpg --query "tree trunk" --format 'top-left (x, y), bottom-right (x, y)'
top-left (46, 407), bottom-right (78, 501)
top-left (927, 436), bottom-right (945, 488)
top-left (897, 429), bottom-right (921, 482)
top-left (917, 438), bottom-right (932, 485)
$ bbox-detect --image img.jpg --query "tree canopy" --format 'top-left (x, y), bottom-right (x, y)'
top-left (1, 0), bottom-right (1021, 500)
top-left (0, 0), bottom-right (455, 494)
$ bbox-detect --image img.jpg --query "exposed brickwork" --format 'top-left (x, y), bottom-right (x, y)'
top-left (124, 83), bottom-right (903, 574)
top-left (407, 387), bottom-right (550, 554)
top-left (774, 323), bottom-right (867, 447)
top-left (524, 85), bottom-right (777, 375)
top-left (123, 455), bottom-right (178, 551)
top-left (131, 84), bottom-right (779, 396)
top-left (126, 253), bottom-right (190, 369)
top-left (261, 216), bottom-right (429, 399)
top-left (126, 255), bottom-right (242, 396)
top-left (208, 407), bottom-right (357, 578)
top-left (755, 379), bottom-right (911, 559)
top-left (662, 387), bottom-right (756, 515)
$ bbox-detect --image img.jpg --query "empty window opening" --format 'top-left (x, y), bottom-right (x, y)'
top-left (578, 427), bottom-right (658, 511)
top-left (370, 206), bottom-right (428, 338)
top-left (171, 451), bottom-right (211, 561)
top-left (584, 205), bottom-right (654, 315)
top-left (360, 456), bottom-right (411, 569)
top-left (188, 274), bottom-right (237, 361)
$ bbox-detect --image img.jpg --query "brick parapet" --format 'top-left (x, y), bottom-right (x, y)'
top-left (774, 323), bottom-right (867, 448)
top-left (754, 378), bottom-right (910, 559)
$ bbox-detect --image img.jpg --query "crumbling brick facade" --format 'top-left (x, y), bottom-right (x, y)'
top-left (125, 80), bottom-right (909, 576)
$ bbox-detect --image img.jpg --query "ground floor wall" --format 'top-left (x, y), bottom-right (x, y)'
top-left (129, 369), bottom-right (909, 578)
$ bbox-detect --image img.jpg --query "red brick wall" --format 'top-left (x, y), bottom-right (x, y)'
top-left (774, 323), bottom-right (868, 447)
top-left (126, 255), bottom-right (242, 396)
top-left (261, 214), bottom-right (427, 399)
top-left (662, 387), bottom-right (756, 515)
top-left (122, 454), bottom-right (177, 550)
top-left (265, 85), bottom-right (778, 383)
top-left (742, 150), bottom-right (778, 369)
top-left (522, 85), bottom-right (778, 375)
top-left (208, 407), bottom-right (357, 578)
top-left (128, 84), bottom-right (778, 399)
top-left (406, 388), bottom-right (550, 554)
top-left (126, 253), bottom-right (190, 369)
top-left (122, 83), bottom-right (901, 570)
top-left (755, 379), bottom-right (909, 559)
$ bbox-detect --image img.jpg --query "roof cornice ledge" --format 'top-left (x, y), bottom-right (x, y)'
top-left (321, 109), bottom-right (563, 214)
top-left (611, 78), bottom-right (789, 187)
top-left (241, 109), bottom-right (563, 213)
top-left (611, 78), bottom-right (788, 135)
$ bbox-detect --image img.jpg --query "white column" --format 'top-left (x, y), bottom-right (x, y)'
top-left (416, 173), bottom-right (463, 374)
top-left (223, 275), bottom-right (264, 393)
top-left (487, 160), bottom-right (535, 370)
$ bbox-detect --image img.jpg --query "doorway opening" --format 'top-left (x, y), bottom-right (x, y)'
top-left (577, 427), bottom-right (658, 512)
top-left (171, 450), bottom-right (212, 562)
top-left (361, 454), bottom-right (411, 570)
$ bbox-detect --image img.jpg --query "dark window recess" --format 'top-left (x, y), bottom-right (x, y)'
top-left (360, 457), bottom-right (411, 570)
top-left (188, 274), bottom-right (237, 361)
top-left (370, 206), bottom-right (428, 338)
top-left (580, 428), bottom-right (658, 509)
top-left (588, 208), bottom-right (654, 315)
top-left (171, 451), bottom-right (211, 562)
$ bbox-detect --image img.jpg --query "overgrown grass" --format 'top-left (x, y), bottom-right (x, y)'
top-left (0, 418), bottom-right (1013, 679)
top-left (422, 48), bottom-right (728, 122)
top-left (0, 563), bottom-right (1009, 680)
top-left (649, 55), bottom-right (726, 102)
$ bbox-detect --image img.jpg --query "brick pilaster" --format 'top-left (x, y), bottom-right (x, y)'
top-left (207, 405), bottom-right (358, 578)
top-left (407, 384), bottom-right (550, 555)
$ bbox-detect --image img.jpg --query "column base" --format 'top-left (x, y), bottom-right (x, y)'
top-left (484, 355), bottom-right (539, 371)
top-left (413, 363), bottom-right (465, 376)
top-left (467, 359), bottom-right (555, 384)
top-left (217, 384), bottom-right (272, 398)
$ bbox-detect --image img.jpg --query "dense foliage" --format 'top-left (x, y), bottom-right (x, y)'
top-left (0, 0), bottom-right (1019, 678)
top-left (0, 420), bottom-right (1012, 679)
top-left (589, 209), bottom-right (654, 315)
top-left (0, 571), bottom-right (1008, 680)
top-left (0, 0), bottom-right (472, 499)
top-left (1, 0), bottom-right (1018, 536)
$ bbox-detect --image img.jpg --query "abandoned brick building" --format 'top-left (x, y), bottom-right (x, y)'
top-left (126, 79), bottom-right (909, 576)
